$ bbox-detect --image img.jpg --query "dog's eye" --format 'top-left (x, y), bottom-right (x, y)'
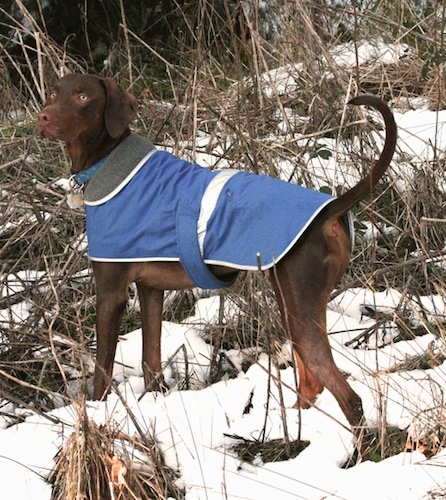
top-left (78, 93), bottom-right (89, 101)
top-left (49, 92), bottom-right (56, 100)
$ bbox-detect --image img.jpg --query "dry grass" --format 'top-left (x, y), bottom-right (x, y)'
top-left (48, 400), bottom-right (183, 500)
top-left (1, 0), bottom-right (446, 494)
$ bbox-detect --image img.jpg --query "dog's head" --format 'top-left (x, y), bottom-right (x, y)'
top-left (38, 73), bottom-right (137, 142)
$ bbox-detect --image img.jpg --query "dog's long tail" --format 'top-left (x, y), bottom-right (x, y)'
top-left (323, 94), bottom-right (397, 219)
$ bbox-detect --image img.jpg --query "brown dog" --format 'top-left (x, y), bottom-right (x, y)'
top-left (38, 73), bottom-right (397, 442)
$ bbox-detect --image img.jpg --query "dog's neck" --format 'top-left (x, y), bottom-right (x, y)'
top-left (72, 156), bottom-right (108, 186)
top-left (68, 129), bottom-right (131, 174)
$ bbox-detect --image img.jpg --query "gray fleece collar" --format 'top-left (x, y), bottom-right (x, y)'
top-left (84, 133), bottom-right (156, 203)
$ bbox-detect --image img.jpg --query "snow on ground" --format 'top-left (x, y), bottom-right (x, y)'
top-left (1, 289), bottom-right (446, 499)
top-left (1, 282), bottom-right (446, 499)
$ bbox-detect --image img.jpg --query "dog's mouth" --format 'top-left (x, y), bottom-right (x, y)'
top-left (37, 121), bottom-right (63, 141)
top-left (38, 127), bottom-right (55, 139)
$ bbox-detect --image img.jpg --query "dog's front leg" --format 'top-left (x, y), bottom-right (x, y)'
top-left (136, 284), bottom-right (164, 391)
top-left (92, 261), bottom-right (130, 400)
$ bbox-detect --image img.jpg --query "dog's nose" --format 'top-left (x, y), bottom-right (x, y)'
top-left (37, 109), bottom-right (56, 138)
top-left (38, 110), bottom-right (50, 122)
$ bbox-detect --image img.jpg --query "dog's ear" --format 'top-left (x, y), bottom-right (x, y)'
top-left (101, 77), bottom-right (137, 139)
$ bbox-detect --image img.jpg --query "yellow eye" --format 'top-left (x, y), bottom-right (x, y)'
top-left (79, 93), bottom-right (88, 101)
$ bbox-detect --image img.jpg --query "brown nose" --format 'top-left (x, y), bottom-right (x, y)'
top-left (38, 109), bottom-right (50, 122)
top-left (37, 109), bottom-right (54, 137)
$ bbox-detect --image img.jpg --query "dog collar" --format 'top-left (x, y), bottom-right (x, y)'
top-left (73, 156), bottom-right (108, 186)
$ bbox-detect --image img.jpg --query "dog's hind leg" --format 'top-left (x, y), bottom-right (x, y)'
top-left (293, 351), bottom-right (324, 408)
top-left (272, 266), bottom-right (364, 428)
top-left (269, 220), bottom-right (365, 430)
top-left (271, 275), bottom-right (325, 408)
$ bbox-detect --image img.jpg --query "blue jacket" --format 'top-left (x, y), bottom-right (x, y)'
top-left (84, 135), bottom-right (340, 289)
